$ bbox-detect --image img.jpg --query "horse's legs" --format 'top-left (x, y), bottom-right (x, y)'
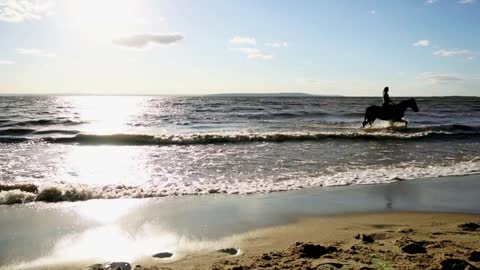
top-left (362, 116), bottom-right (368, 128)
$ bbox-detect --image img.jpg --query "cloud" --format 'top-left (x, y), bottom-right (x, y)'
top-left (229, 36), bottom-right (256, 45)
top-left (16, 48), bottom-right (55, 57)
top-left (0, 60), bottom-right (14, 64)
top-left (112, 33), bottom-right (184, 49)
top-left (420, 72), bottom-right (462, 84)
top-left (370, 10), bottom-right (376, 15)
top-left (230, 47), bottom-right (272, 60)
top-left (433, 49), bottom-right (470, 56)
top-left (0, 0), bottom-right (54, 23)
top-left (265, 42), bottom-right (288, 48)
top-left (458, 0), bottom-right (475, 4)
top-left (413, 40), bottom-right (430, 47)
top-left (425, 0), bottom-right (438, 4)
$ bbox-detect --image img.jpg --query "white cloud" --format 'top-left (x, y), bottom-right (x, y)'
top-left (265, 42), bottom-right (288, 48)
top-left (420, 72), bottom-right (462, 84)
top-left (0, 60), bottom-right (14, 64)
top-left (112, 33), bottom-right (184, 49)
top-left (229, 36), bottom-right (256, 45)
top-left (0, 0), bottom-right (54, 23)
top-left (16, 48), bottom-right (55, 57)
top-left (433, 49), bottom-right (470, 56)
top-left (425, 0), bottom-right (438, 4)
top-left (413, 40), bottom-right (430, 47)
top-left (467, 56), bottom-right (475, 60)
top-left (458, 0), bottom-right (475, 4)
top-left (230, 47), bottom-right (272, 60)
top-left (370, 10), bottom-right (376, 15)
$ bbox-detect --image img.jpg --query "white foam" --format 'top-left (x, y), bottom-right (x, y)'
top-left (0, 189), bottom-right (36, 204)
top-left (1, 158), bottom-right (479, 205)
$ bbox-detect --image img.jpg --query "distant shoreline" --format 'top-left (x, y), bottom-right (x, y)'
top-left (0, 93), bottom-right (478, 97)
top-left (206, 92), bottom-right (342, 97)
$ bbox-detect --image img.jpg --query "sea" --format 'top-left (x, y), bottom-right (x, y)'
top-left (1, 95), bottom-right (479, 205)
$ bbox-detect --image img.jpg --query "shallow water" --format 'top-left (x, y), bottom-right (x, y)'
top-left (0, 96), bottom-right (479, 203)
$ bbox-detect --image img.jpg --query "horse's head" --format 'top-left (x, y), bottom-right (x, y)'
top-left (409, 98), bottom-right (419, 112)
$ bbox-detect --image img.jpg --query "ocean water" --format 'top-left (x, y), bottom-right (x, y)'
top-left (1, 95), bottom-right (479, 204)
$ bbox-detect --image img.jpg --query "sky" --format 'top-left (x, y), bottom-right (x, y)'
top-left (0, 0), bottom-right (479, 96)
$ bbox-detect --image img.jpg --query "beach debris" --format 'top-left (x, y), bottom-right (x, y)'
top-left (208, 188), bottom-right (220, 194)
top-left (458, 223), bottom-right (480, 231)
top-left (354, 233), bottom-right (374, 243)
top-left (371, 256), bottom-right (394, 270)
top-left (397, 228), bottom-right (414, 234)
top-left (219, 248), bottom-right (239, 255)
top-left (439, 258), bottom-right (476, 270)
top-left (35, 187), bottom-right (63, 202)
top-left (401, 243), bottom-right (427, 254)
top-left (469, 251), bottom-right (480, 262)
top-left (153, 252), bottom-right (173, 258)
top-left (291, 242), bottom-right (337, 259)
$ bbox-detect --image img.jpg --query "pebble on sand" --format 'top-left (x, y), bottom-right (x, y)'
top-left (152, 252), bottom-right (173, 259)
top-left (218, 248), bottom-right (239, 255)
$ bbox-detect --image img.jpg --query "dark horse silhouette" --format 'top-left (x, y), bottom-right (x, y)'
top-left (362, 98), bottom-right (419, 127)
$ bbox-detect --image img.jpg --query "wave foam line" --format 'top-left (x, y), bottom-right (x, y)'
top-left (1, 158), bottom-right (479, 205)
top-left (0, 130), bottom-right (479, 146)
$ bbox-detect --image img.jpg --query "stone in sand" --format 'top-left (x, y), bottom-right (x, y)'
top-left (469, 251), bottom-right (480, 262)
top-left (87, 264), bottom-right (104, 270)
top-left (439, 258), bottom-right (477, 270)
top-left (153, 252), bottom-right (173, 258)
top-left (104, 262), bottom-right (132, 270)
top-left (218, 248), bottom-right (239, 255)
top-left (401, 243), bottom-right (426, 254)
top-left (354, 233), bottom-right (374, 243)
top-left (458, 223), bottom-right (480, 231)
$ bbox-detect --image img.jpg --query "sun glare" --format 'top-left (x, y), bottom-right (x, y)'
top-left (64, 96), bottom-right (145, 134)
top-left (64, 0), bottom-right (142, 35)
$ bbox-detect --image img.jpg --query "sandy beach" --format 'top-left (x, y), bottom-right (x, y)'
top-left (141, 212), bottom-right (480, 270)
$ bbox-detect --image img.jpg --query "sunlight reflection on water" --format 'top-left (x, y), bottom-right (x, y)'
top-left (61, 145), bottom-right (154, 186)
top-left (63, 96), bottom-right (147, 134)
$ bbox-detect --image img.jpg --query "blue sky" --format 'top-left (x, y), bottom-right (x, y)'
top-left (0, 0), bottom-right (479, 96)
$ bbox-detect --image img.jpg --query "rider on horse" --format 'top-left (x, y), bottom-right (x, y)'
top-left (382, 87), bottom-right (395, 115)
top-left (362, 87), bottom-right (419, 128)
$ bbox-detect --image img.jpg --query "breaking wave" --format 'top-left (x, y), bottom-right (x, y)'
top-left (1, 158), bottom-right (479, 205)
top-left (0, 119), bottom-right (85, 128)
top-left (0, 124), bottom-right (479, 146)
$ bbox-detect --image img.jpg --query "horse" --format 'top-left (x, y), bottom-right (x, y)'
top-left (362, 98), bottom-right (419, 128)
